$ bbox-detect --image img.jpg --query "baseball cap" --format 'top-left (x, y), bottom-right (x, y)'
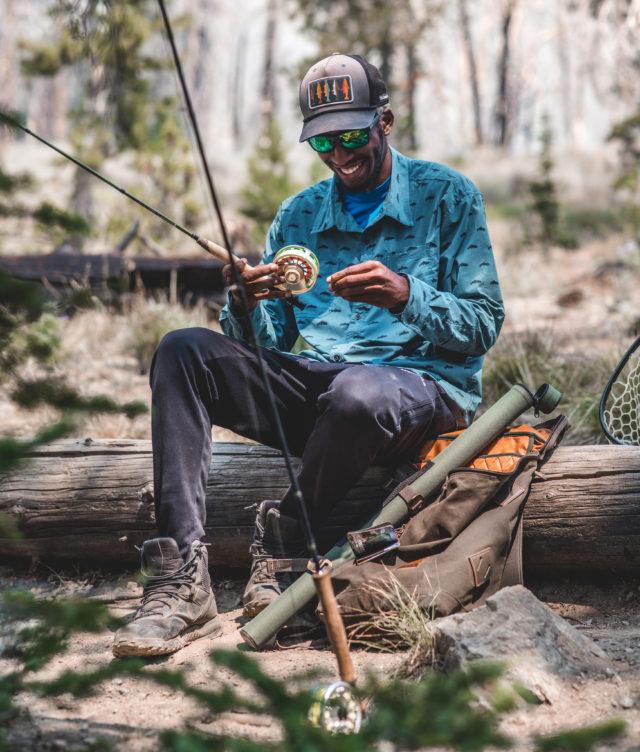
top-left (299, 53), bottom-right (389, 142)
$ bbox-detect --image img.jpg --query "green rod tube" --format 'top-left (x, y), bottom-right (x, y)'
top-left (240, 382), bottom-right (562, 649)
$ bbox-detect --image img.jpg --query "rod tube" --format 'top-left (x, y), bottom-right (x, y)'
top-left (240, 382), bottom-right (562, 649)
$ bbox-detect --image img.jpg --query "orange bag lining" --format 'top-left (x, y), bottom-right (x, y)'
top-left (417, 425), bottom-right (550, 472)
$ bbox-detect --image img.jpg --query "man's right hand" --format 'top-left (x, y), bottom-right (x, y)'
top-left (223, 258), bottom-right (290, 312)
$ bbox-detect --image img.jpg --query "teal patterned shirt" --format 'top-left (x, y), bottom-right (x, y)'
top-left (220, 148), bottom-right (504, 424)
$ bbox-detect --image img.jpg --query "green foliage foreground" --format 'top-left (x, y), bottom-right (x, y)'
top-left (0, 588), bottom-right (626, 751)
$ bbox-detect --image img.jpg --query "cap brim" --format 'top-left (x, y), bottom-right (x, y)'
top-left (299, 108), bottom-right (378, 142)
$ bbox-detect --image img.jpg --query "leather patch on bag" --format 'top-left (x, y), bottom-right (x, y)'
top-left (469, 547), bottom-right (492, 588)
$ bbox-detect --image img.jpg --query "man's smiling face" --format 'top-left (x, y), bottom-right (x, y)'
top-left (317, 109), bottom-right (394, 193)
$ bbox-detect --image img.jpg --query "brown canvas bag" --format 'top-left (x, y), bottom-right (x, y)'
top-left (331, 415), bottom-right (568, 622)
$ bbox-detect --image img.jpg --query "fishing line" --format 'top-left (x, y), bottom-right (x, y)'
top-left (155, 0), bottom-right (320, 567)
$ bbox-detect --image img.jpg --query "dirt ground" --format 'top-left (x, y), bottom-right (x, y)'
top-left (2, 190), bottom-right (640, 749)
top-left (1, 565), bottom-right (639, 751)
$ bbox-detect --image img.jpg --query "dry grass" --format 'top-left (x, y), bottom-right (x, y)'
top-left (482, 329), bottom-right (619, 443)
top-left (0, 296), bottom-right (223, 440)
top-left (124, 296), bottom-right (213, 374)
top-left (345, 573), bottom-right (437, 677)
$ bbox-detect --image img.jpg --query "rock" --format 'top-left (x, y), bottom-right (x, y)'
top-left (620, 695), bottom-right (634, 709)
top-left (432, 586), bottom-right (611, 703)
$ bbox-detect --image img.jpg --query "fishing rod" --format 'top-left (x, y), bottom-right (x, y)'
top-left (156, 0), bottom-right (359, 727)
top-left (0, 108), bottom-right (316, 302)
top-left (0, 108), bottom-right (231, 263)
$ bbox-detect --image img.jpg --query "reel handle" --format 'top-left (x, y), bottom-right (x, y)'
top-left (313, 563), bottom-right (357, 686)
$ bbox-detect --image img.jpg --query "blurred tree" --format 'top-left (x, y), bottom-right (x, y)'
top-left (0, 150), bottom-right (90, 246)
top-left (458, 0), bottom-right (484, 146)
top-left (608, 113), bottom-right (640, 194)
top-left (493, 0), bottom-right (519, 148)
top-left (19, 0), bottom-right (203, 248)
top-left (528, 114), bottom-right (560, 254)
top-left (240, 118), bottom-right (300, 245)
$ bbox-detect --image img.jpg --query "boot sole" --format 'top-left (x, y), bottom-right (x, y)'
top-left (112, 615), bottom-right (223, 658)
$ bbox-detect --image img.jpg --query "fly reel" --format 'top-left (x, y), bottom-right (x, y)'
top-left (308, 680), bottom-right (363, 734)
top-left (274, 245), bottom-right (320, 295)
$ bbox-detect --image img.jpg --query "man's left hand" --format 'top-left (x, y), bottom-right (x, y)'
top-left (327, 260), bottom-right (409, 311)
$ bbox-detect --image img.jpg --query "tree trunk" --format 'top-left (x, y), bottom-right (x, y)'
top-left (231, 30), bottom-right (247, 146)
top-left (260, 0), bottom-right (278, 124)
top-left (458, 0), bottom-right (483, 146)
top-left (1, 440), bottom-right (639, 575)
top-left (0, 0), bottom-right (16, 152)
top-left (494, 0), bottom-right (517, 148)
top-left (404, 41), bottom-right (418, 152)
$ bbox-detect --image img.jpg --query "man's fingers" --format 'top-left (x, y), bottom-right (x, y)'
top-left (327, 260), bottom-right (380, 285)
top-left (241, 262), bottom-right (279, 282)
top-left (330, 269), bottom-right (385, 291)
top-left (335, 284), bottom-right (385, 300)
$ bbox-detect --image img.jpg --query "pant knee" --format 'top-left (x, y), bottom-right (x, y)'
top-left (150, 328), bottom-right (224, 384)
top-left (323, 367), bottom-right (396, 428)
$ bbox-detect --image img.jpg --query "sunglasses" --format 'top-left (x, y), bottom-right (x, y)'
top-left (308, 113), bottom-right (381, 153)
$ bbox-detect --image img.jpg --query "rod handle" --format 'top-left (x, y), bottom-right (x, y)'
top-left (196, 236), bottom-right (235, 263)
top-left (313, 566), bottom-right (357, 686)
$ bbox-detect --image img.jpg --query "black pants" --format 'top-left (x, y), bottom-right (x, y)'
top-left (150, 328), bottom-right (456, 558)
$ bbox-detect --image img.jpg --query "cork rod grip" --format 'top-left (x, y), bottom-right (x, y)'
top-left (313, 568), bottom-right (357, 686)
top-left (196, 236), bottom-right (236, 263)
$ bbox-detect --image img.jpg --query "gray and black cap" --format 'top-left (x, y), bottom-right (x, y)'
top-left (299, 53), bottom-right (389, 142)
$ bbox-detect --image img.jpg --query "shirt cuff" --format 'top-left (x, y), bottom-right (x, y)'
top-left (224, 291), bottom-right (269, 336)
top-left (391, 273), bottom-right (436, 330)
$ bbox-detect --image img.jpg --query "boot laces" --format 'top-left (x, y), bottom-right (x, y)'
top-left (136, 549), bottom-right (200, 618)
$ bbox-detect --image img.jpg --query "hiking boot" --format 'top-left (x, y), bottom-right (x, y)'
top-left (113, 537), bottom-right (222, 657)
top-left (242, 502), bottom-right (307, 618)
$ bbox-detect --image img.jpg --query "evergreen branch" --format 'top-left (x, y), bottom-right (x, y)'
top-left (11, 377), bottom-right (147, 419)
top-left (0, 105), bottom-right (26, 134)
top-left (0, 166), bottom-right (34, 194)
top-left (0, 419), bottom-right (75, 476)
top-left (33, 201), bottom-right (92, 235)
top-left (0, 271), bottom-right (49, 321)
top-left (535, 719), bottom-right (626, 751)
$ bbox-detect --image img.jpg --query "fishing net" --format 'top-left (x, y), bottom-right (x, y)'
top-left (600, 336), bottom-right (640, 446)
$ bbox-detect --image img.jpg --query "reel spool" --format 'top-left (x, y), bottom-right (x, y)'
top-left (308, 680), bottom-right (363, 734)
top-left (274, 245), bottom-right (320, 295)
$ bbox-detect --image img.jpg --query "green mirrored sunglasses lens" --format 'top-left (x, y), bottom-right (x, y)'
top-left (339, 129), bottom-right (369, 148)
top-left (308, 135), bottom-right (334, 153)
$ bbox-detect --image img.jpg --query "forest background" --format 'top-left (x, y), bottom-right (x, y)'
top-left (1, 0), bottom-right (639, 443)
top-left (1, 2), bottom-right (640, 749)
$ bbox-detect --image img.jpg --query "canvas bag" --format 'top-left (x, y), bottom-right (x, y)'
top-left (331, 415), bottom-right (568, 621)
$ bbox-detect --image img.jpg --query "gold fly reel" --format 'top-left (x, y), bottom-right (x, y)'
top-left (273, 245), bottom-right (320, 295)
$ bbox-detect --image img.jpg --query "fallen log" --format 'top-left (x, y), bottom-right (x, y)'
top-left (0, 253), bottom-right (229, 299)
top-left (1, 439), bottom-right (639, 574)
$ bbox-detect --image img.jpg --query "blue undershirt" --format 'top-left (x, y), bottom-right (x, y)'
top-left (342, 176), bottom-right (391, 229)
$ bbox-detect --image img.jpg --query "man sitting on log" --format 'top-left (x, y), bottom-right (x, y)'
top-left (113, 54), bottom-right (505, 657)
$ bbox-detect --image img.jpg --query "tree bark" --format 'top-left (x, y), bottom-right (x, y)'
top-left (494, 0), bottom-right (518, 147)
top-left (458, 0), bottom-right (484, 146)
top-left (1, 440), bottom-right (639, 575)
top-left (260, 0), bottom-right (278, 124)
top-left (0, 0), bottom-right (16, 152)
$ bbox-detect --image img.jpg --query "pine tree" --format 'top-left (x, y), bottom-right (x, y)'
top-left (240, 119), bottom-right (300, 245)
top-left (19, 0), bottom-right (203, 246)
top-left (528, 114), bottom-right (560, 254)
top-left (0, 114), bottom-right (90, 246)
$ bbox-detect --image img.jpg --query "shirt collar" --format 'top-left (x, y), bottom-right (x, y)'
top-left (312, 147), bottom-right (414, 234)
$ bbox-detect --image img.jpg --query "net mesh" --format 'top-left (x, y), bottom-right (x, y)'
top-left (603, 348), bottom-right (640, 445)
